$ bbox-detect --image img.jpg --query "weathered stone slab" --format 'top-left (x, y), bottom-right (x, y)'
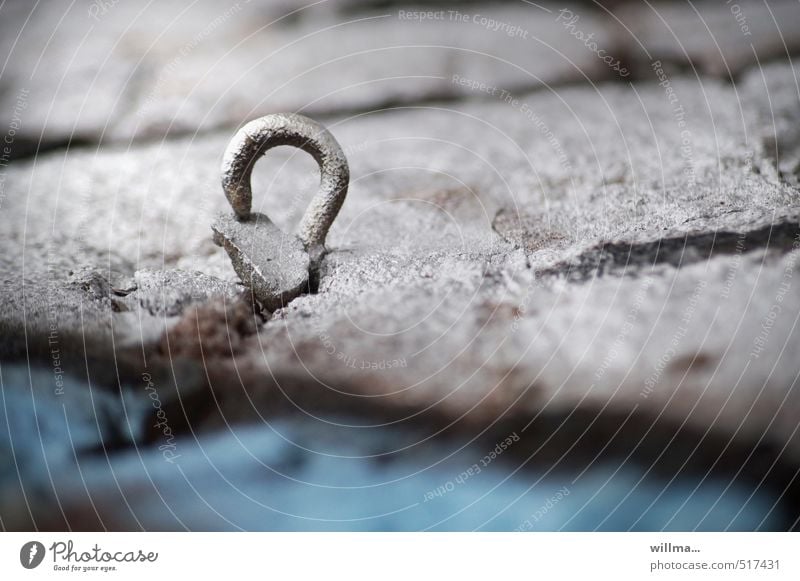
top-left (2, 60), bottom-right (799, 534)
top-left (614, 0), bottom-right (800, 78)
top-left (740, 61), bottom-right (800, 187)
top-left (0, 1), bottom-right (616, 147)
top-left (3, 60), bottom-right (797, 348)
top-left (0, 0), bottom-right (301, 152)
top-left (5, 0), bottom-right (800, 533)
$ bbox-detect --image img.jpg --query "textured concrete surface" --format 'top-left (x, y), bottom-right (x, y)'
top-left (1, 2), bottom-right (799, 531)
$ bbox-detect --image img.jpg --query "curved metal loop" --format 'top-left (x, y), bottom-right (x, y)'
top-left (221, 113), bottom-right (350, 249)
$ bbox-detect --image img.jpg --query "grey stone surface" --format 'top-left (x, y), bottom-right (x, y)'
top-left (740, 61), bottom-right (800, 187)
top-left (615, 0), bottom-right (800, 78)
top-left (0, 0), bottom-right (302, 150)
top-left (6, 61), bottom-right (795, 289)
top-left (0, 1), bottom-right (616, 147)
top-left (3, 62), bottom-right (798, 344)
top-left (120, 268), bottom-right (242, 317)
top-left (4, 0), bottom-right (798, 150)
top-left (1, 46), bottom-right (799, 529)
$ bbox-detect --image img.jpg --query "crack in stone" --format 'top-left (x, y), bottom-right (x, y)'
top-left (528, 220), bottom-right (800, 282)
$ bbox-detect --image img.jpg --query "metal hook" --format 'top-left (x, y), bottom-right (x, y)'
top-left (220, 112), bottom-right (350, 251)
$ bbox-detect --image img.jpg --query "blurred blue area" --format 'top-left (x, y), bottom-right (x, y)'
top-left (0, 365), bottom-right (789, 531)
top-left (76, 420), bottom-right (786, 531)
